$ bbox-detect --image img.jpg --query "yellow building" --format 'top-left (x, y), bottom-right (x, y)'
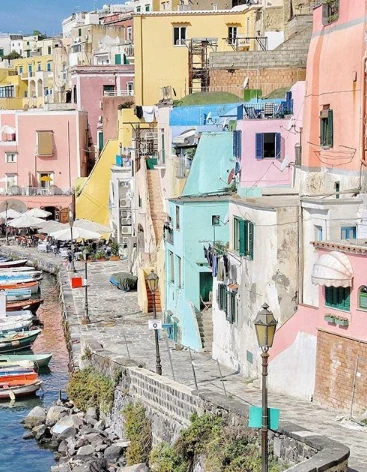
top-left (0, 68), bottom-right (27, 109)
top-left (12, 55), bottom-right (54, 108)
top-left (134, 7), bottom-right (261, 105)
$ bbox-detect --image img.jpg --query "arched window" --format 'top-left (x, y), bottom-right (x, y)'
top-left (359, 286), bottom-right (367, 310)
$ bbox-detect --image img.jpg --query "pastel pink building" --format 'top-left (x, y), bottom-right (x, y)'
top-left (0, 109), bottom-right (88, 218)
top-left (70, 65), bottom-right (134, 161)
top-left (237, 81), bottom-right (304, 196)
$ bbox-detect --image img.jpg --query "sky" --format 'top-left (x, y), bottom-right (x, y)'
top-left (0, 1), bottom-right (112, 37)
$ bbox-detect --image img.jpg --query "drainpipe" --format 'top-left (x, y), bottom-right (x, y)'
top-left (298, 204), bottom-right (303, 305)
top-left (360, 51), bottom-right (367, 169)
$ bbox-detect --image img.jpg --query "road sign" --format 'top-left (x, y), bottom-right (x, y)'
top-left (248, 406), bottom-right (280, 430)
top-left (148, 320), bottom-right (162, 330)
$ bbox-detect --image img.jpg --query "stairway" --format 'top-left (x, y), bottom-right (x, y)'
top-left (147, 170), bottom-right (166, 246)
top-left (196, 308), bottom-right (213, 353)
top-left (146, 280), bottom-right (162, 314)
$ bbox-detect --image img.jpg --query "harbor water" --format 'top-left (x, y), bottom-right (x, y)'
top-left (0, 273), bottom-right (70, 472)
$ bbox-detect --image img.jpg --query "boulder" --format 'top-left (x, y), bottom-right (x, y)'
top-left (85, 407), bottom-right (97, 419)
top-left (118, 464), bottom-right (149, 472)
top-left (66, 436), bottom-right (78, 456)
top-left (94, 419), bottom-right (106, 431)
top-left (76, 444), bottom-right (95, 456)
top-left (50, 464), bottom-right (71, 472)
top-left (46, 405), bottom-right (68, 426)
top-left (57, 426), bottom-right (77, 441)
top-left (24, 406), bottom-right (47, 428)
top-left (23, 431), bottom-right (34, 440)
top-left (104, 444), bottom-right (123, 462)
top-left (32, 424), bottom-right (50, 441)
top-left (58, 440), bottom-right (68, 454)
top-left (52, 416), bottom-right (76, 435)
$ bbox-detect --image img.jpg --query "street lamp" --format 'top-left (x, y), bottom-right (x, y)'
top-left (4, 201), bottom-right (8, 245)
top-left (69, 214), bottom-right (76, 273)
top-left (82, 249), bottom-right (90, 324)
top-left (254, 303), bottom-right (278, 472)
top-left (146, 270), bottom-right (162, 375)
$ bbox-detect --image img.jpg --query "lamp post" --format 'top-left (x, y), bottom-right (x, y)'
top-left (4, 201), bottom-right (8, 245)
top-left (146, 270), bottom-right (162, 375)
top-left (69, 214), bottom-right (76, 273)
top-left (254, 303), bottom-right (278, 472)
top-left (82, 249), bottom-right (90, 324)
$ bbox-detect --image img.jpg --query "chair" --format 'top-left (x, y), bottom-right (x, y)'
top-left (200, 291), bottom-right (213, 311)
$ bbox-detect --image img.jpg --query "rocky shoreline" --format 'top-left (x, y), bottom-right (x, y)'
top-left (23, 400), bottom-right (148, 472)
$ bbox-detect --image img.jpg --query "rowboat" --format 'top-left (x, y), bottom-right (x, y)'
top-left (0, 372), bottom-right (38, 383)
top-left (3, 310), bottom-right (33, 318)
top-left (0, 281), bottom-right (39, 294)
top-left (0, 378), bottom-right (42, 400)
top-left (5, 289), bottom-right (32, 302)
top-left (0, 271), bottom-right (43, 282)
top-left (0, 266), bottom-right (34, 272)
top-left (0, 329), bottom-right (42, 353)
top-left (6, 298), bottom-right (43, 313)
top-left (0, 359), bottom-right (34, 370)
top-left (0, 366), bottom-right (35, 375)
top-left (0, 318), bottom-right (33, 334)
top-left (0, 260), bottom-right (28, 269)
top-left (0, 352), bottom-right (52, 368)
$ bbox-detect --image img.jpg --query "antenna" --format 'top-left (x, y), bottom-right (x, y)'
top-left (227, 168), bottom-right (235, 184)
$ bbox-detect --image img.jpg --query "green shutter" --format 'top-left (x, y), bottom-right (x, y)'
top-left (359, 290), bottom-right (367, 309)
top-left (239, 219), bottom-right (245, 256)
top-left (115, 53), bottom-right (121, 65)
top-left (226, 291), bottom-right (236, 324)
top-left (325, 286), bottom-right (350, 311)
top-left (327, 109), bottom-right (333, 147)
top-left (320, 116), bottom-right (324, 146)
top-left (246, 222), bottom-right (254, 259)
top-left (98, 132), bottom-right (104, 152)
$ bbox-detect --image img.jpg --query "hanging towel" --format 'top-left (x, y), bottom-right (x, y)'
top-left (142, 106), bottom-right (155, 123)
top-left (223, 254), bottom-right (229, 277)
top-left (134, 106), bottom-right (143, 119)
top-left (217, 258), bottom-right (225, 281)
top-left (212, 255), bottom-right (218, 277)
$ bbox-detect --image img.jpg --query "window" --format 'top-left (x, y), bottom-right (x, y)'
top-left (36, 130), bottom-right (53, 156)
top-left (19, 66), bottom-right (23, 74)
top-left (0, 48), bottom-right (3, 58)
top-left (255, 133), bottom-right (281, 159)
top-left (325, 286), bottom-right (350, 311)
top-left (145, 4), bottom-right (150, 11)
top-left (169, 251), bottom-right (174, 283)
top-left (5, 153), bottom-right (17, 163)
top-left (315, 225), bottom-right (323, 241)
top-left (212, 215), bottom-right (220, 226)
top-left (173, 26), bottom-right (186, 46)
top-left (218, 283), bottom-right (227, 312)
top-left (177, 256), bottom-right (182, 288)
top-left (217, 284), bottom-right (237, 324)
top-left (37, 62), bottom-right (41, 71)
top-left (39, 172), bottom-right (52, 189)
top-left (160, 129), bottom-right (165, 164)
top-left (136, 6), bottom-right (141, 12)
top-left (233, 130), bottom-right (242, 158)
top-left (322, 0), bottom-right (339, 25)
top-left (320, 106), bottom-right (333, 148)
top-left (48, 46), bottom-right (52, 54)
top-left (5, 173), bottom-right (17, 189)
top-left (126, 27), bottom-right (133, 41)
top-left (341, 226), bottom-right (356, 240)
top-left (233, 217), bottom-right (254, 259)
top-left (359, 286), bottom-right (367, 310)
top-left (78, 28), bottom-right (82, 36)
top-left (47, 62), bottom-right (52, 72)
top-left (127, 82), bottom-right (134, 95)
top-left (228, 26), bottom-right (237, 45)
top-left (28, 64), bottom-right (32, 75)
top-left (175, 205), bottom-right (180, 230)
top-left (103, 85), bottom-right (115, 95)
top-left (0, 86), bottom-right (15, 98)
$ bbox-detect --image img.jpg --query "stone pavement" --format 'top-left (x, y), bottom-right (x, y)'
top-left (0, 245), bottom-right (365, 471)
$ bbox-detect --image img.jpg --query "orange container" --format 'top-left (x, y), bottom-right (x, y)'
top-left (71, 277), bottom-right (83, 289)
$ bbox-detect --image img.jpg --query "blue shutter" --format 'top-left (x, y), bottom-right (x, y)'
top-left (275, 133), bottom-right (281, 158)
top-left (237, 105), bottom-right (244, 120)
top-left (233, 130), bottom-right (242, 158)
top-left (255, 133), bottom-right (264, 159)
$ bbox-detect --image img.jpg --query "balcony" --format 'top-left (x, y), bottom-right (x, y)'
top-left (0, 186), bottom-right (73, 197)
top-left (242, 101), bottom-right (293, 120)
top-left (103, 90), bottom-right (134, 97)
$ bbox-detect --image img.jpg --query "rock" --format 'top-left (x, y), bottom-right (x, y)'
top-left (46, 405), bottom-right (68, 426)
top-left (85, 416), bottom-right (97, 426)
top-left (94, 419), bottom-right (106, 431)
top-left (104, 444), bottom-right (123, 462)
top-left (76, 436), bottom-right (89, 448)
top-left (51, 464), bottom-right (71, 472)
top-left (76, 444), bottom-right (95, 456)
top-left (58, 426), bottom-right (77, 441)
top-left (114, 440), bottom-right (130, 448)
top-left (73, 458), bottom-right (109, 472)
top-left (23, 431), bottom-right (34, 440)
top-left (118, 464), bottom-right (149, 472)
top-left (24, 406), bottom-right (47, 428)
top-left (58, 440), bottom-right (68, 454)
top-left (52, 416), bottom-right (75, 435)
top-left (95, 443), bottom-right (108, 452)
top-left (66, 436), bottom-right (78, 456)
top-left (32, 424), bottom-right (50, 441)
top-left (85, 407), bottom-right (97, 419)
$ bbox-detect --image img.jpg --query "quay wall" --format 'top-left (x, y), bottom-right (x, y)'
top-left (0, 247), bottom-right (350, 472)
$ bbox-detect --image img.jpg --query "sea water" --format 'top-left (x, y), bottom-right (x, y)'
top-left (0, 273), bottom-right (70, 472)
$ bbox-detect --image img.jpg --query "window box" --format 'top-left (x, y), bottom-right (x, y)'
top-left (334, 316), bottom-right (349, 327)
top-left (324, 314), bottom-right (335, 323)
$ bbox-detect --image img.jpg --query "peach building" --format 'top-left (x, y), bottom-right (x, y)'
top-left (0, 109), bottom-right (88, 219)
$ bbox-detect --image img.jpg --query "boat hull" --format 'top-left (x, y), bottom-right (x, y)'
top-left (0, 330), bottom-right (41, 353)
top-left (0, 260), bottom-right (28, 269)
top-left (6, 299), bottom-right (43, 313)
top-left (0, 353), bottom-right (52, 368)
top-left (0, 379), bottom-right (42, 400)
top-left (0, 281), bottom-right (39, 294)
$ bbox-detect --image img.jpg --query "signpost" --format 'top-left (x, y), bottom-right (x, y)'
top-left (148, 319), bottom-right (162, 330)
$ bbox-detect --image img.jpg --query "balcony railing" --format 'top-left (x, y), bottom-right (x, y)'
top-left (0, 186), bottom-right (73, 197)
top-left (103, 90), bottom-right (134, 97)
top-left (242, 101), bottom-right (293, 120)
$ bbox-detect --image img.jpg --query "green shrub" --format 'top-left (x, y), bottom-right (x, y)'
top-left (123, 403), bottom-right (152, 465)
top-left (67, 366), bottom-right (114, 414)
top-left (150, 442), bottom-right (189, 472)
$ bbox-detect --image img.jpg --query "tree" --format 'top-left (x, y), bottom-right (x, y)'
top-left (33, 30), bottom-right (47, 40)
top-left (4, 50), bottom-right (21, 60)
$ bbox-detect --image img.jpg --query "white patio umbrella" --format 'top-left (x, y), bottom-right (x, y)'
top-left (73, 219), bottom-right (112, 234)
top-left (8, 214), bottom-right (45, 228)
top-left (0, 209), bottom-right (22, 219)
top-left (24, 208), bottom-right (52, 218)
top-left (50, 227), bottom-right (102, 241)
top-left (36, 220), bottom-right (67, 234)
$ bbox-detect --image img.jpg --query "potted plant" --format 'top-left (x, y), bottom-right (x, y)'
top-left (95, 250), bottom-right (106, 261)
top-left (324, 314), bottom-right (335, 323)
top-left (334, 315), bottom-right (349, 327)
top-left (110, 242), bottom-right (120, 261)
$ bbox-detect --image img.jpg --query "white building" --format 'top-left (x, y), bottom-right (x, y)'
top-left (9, 34), bottom-right (23, 57)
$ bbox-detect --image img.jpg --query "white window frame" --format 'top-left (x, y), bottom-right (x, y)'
top-left (127, 81), bottom-right (134, 95)
top-left (5, 152), bottom-right (17, 163)
top-left (5, 173), bottom-right (17, 189)
top-left (173, 26), bottom-right (187, 46)
top-left (126, 27), bottom-right (133, 41)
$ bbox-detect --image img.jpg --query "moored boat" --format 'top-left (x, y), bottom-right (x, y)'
top-left (5, 289), bottom-right (32, 302)
top-left (0, 259), bottom-right (28, 269)
top-left (0, 271), bottom-right (43, 282)
top-left (0, 378), bottom-right (42, 400)
top-left (0, 318), bottom-right (33, 334)
top-left (0, 266), bottom-right (33, 272)
top-left (0, 280), bottom-right (39, 294)
top-left (6, 298), bottom-right (43, 313)
top-left (0, 352), bottom-right (52, 368)
top-left (0, 329), bottom-right (42, 353)
top-left (4, 310), bottom-right (33, 318)
top-left (0, 371), bottom-right (38, 383)
top-left (0, 359), bottom-right (34, 370)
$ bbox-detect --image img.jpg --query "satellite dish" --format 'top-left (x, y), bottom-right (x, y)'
top-left (280, 155), bottom-right (291, 171)
top-left (243, 77), bottom-right (249, 89)
top-left (223, 212), bottom-right (229, 225)
top-left (227, 169), bottom-right (235, 184)
top-left (286, 116), bottom-right (295, 131)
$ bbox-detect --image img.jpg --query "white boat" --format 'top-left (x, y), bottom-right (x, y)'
top-left (0, 267), bottom-right (34, 273)
top-left (0, 359), bottom-right (34, 370)
top-left (0, 318), bottom-right (33, 333)
top-left (4, 310), bottom-right (33, 318)
top-left (0, 379), bottom-right (43, 400)
top-left (5, 290), bottom-right (32, 302)
top-left (0, 260), bottom-right (28, 269)
top-left (0, 271), bottom-right (43, 281)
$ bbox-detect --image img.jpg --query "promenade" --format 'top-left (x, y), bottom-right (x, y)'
top-left (0, 245), bottom-right (365, 471)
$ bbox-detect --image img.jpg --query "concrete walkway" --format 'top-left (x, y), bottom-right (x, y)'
top-left (1, 245), bottom-right (365, 471)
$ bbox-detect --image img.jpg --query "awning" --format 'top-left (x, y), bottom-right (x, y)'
top-left (311, 251), bottom-right (353, 287)
top-left (172, 129), bottom-right (196, 146)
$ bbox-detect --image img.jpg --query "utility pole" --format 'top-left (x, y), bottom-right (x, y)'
top-left (5, 201), bottom-right (8, 245)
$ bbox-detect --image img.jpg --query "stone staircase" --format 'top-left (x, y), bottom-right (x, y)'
top-left (147, 170), bottom-right (166, 246)
top-left (196, 308), bottom-right (213, 353)
top-left (146, 279), bottom-right (162, 314)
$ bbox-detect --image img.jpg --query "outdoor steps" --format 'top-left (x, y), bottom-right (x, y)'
top-left (147, 170), bottom-right (165, 245)
top-left (196, 309), bottom-right (213, 353)
top-left (146, 281), bottom-right (162, 313)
